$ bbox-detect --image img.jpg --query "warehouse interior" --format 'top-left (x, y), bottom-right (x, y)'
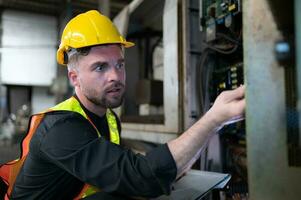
top-left (0, 0), bottom-right (300, 199)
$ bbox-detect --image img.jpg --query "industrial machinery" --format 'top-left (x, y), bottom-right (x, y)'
top-left (0, 0), bottom-right (300, 199)
top-left (119, 0), bottom-right (301, 199)
top-left (198, 0), bottom-right (247, 198)
top-left (118, 0), bottom-right (247, 199)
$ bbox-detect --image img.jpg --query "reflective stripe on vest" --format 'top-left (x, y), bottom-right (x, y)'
top-left (0, 96), bottom-right (120, 199)
top-left (0, 114), bottom-right (45, 200)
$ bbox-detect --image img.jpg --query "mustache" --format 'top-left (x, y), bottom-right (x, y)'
top-left (104, 82), bottom-right (125, 92)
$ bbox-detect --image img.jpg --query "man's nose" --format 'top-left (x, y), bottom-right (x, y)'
top-left (107, 66), bottom-right (120, 82)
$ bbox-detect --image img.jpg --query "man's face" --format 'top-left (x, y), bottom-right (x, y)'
top-left (72, 44), bottom-right (126, 109)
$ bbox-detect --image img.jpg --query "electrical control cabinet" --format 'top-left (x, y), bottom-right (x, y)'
top-left (182, 0), bottom-right (301, 199)
top-left (195, 0), bottom-right (246, 198)
top-left (119, 0), bottom-right (301, 198)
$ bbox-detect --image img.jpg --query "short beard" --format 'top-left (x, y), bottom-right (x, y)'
top-left (86, 91), bottom-right (124, 109)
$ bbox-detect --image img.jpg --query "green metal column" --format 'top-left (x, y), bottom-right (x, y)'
top-left (244, 0), bottom-right (301, 199)
top-left (296, 0), bottom-right (301, 150)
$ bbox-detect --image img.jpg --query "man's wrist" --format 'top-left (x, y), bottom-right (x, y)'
top-left (203, 110), bottom-right (223, 131)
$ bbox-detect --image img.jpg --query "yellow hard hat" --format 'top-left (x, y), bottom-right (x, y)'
top-left (57, 10), bottom-right (134, 65)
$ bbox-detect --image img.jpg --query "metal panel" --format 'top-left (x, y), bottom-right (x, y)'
top-left (0, 10), bottom-right (57, 86)
top-left (182, 0), bottom-right (203, 130)
top-left (121, 0), bottom-right (181, 143)
top-left (244, 0), bottom-right (301, 199)
top-left (163, 0), bottom-right (180, 132)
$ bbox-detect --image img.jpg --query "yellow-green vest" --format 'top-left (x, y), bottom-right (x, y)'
top-left (0, 96), bottom-right (120, 200)
top-left (50, 96), bottom-right (120, 199)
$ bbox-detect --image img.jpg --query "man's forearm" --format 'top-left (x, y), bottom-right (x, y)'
top-left (167, 86), bottom-right (245, 177)
top-left (167, 111), bottom-right (220, 176)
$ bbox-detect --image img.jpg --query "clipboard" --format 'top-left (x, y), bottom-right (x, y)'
top-left (156, 170), bottom-right (231, 200)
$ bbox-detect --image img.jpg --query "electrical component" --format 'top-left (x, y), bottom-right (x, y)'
top-left (198, 1), bottom-right (246, 198)
top-left (275, 39), bottom-right (295, 66)
top-left (211, 62), bottom-right (243, 98)
top-left (200, 0), bottom-right (242, 32)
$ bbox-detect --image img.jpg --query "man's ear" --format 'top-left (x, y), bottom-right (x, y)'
top-left (68, 69), bottom-right (79, 87)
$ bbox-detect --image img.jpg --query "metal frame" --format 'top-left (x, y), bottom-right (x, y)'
top-left (244, 0), bottom-right (301, 199)
top-left (121, 0), bottom-right (181, 143)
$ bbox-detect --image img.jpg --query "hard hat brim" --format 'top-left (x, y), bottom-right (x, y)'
top-left (57, 41), bottom-right (135, 66)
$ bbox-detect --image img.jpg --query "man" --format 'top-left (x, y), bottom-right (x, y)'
top-left (1, 10), bottom-right (245, 199)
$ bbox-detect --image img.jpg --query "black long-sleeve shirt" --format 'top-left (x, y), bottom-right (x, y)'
top-left (11, 106), bottom-right (177, 199)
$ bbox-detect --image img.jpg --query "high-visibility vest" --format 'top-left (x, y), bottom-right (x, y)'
top-left (0, 96), bottom-right (120, 199)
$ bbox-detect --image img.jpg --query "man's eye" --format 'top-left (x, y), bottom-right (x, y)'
top-left (95, 64), bottom-right (106, 71)
top-left (116, 63), bottom-right (125, 69)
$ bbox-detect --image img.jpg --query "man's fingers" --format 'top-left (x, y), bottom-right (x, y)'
top-left (230, 85), bottom-right (245, 99)
top-left (236, 84), bottom-right (245, 98)
top-left (224, 98), bottom-right (246, 125)
top-left (222, 85), bottom-right (245, 101)
top-left (209, 85), bottom-right (246, 126)
top-left (232, 98), bottom-right (246, 115)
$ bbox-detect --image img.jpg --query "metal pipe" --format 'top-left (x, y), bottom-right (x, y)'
top-left (98, 0), bottom-right (110, 17)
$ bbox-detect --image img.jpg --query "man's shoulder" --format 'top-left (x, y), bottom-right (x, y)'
top-left (33, 110), bottom-right (98, 151)
top-left (33, 110), bottom-right (93, 139)
top-left (41, 110), bottom-right (87, 126)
